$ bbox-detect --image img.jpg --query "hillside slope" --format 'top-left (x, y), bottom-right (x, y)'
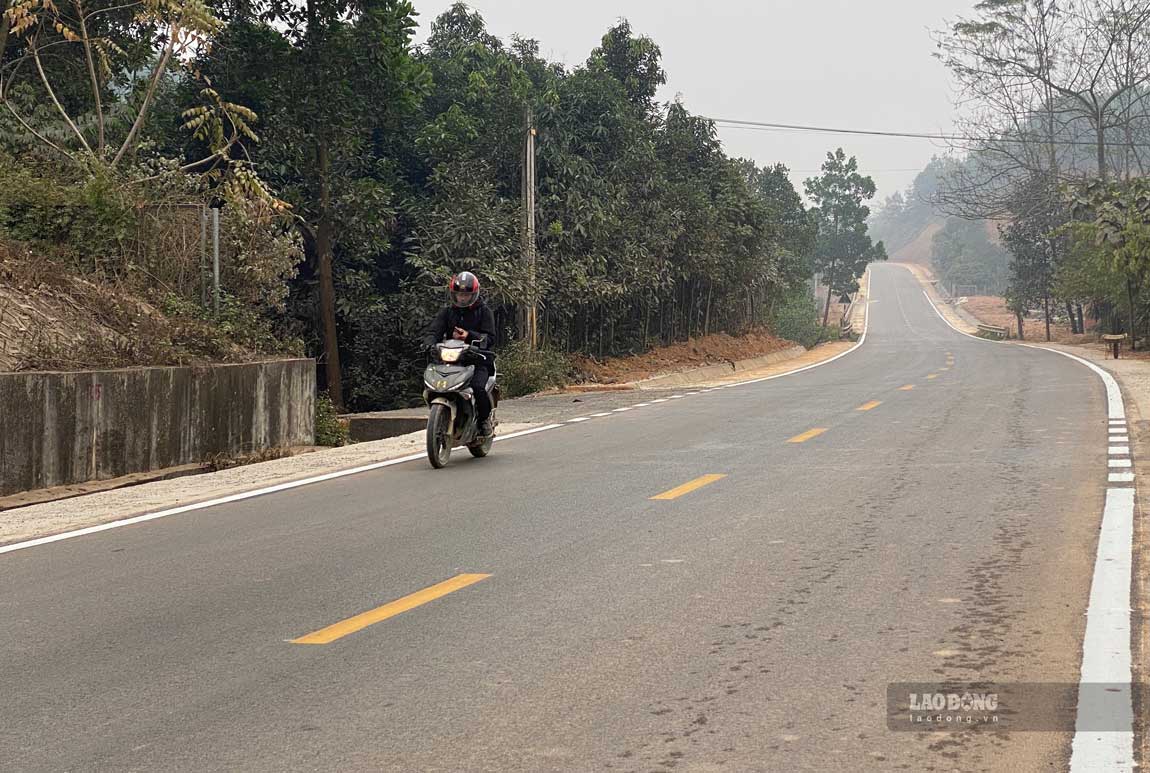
top-left (888, 221), bottom-right (943, 264)
top-left (0, 246), bottom-right (291, 372)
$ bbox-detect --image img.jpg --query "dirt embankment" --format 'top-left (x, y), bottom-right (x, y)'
top-left (0, 245), bottom-right (278, 372)
top-left (961, 295), bottom-right (1086, 344)
top-left (573, 330), bottom-right (797, 385)
top-left (890, 222), bottom-right (943, 264)
top-left (957, 294), bottom-right (1150, 359)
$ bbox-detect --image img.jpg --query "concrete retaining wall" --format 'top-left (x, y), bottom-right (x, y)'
top-left (0, 359), bottom-right (315, 496)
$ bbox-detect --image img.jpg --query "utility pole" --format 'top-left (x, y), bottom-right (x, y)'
top-left (521, 107), bottom-right (538, 350)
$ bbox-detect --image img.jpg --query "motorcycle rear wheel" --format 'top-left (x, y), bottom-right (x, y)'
top-left (468, 432), bottom-right (493, 458)
top-left (427, 404), bottom-right (452, 468)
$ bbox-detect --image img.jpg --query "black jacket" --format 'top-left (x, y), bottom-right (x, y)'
top-left (421, 302), bottom-right (496, 351)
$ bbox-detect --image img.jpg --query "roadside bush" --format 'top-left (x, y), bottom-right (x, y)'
top-left (0, 160), bottom-right (135, 275)
top-left (769, 289), bottom-right (822, 349)
top-left (314, 394), bottom-right (351, 447)
top-left (497, 339), bottom-right (574, 398)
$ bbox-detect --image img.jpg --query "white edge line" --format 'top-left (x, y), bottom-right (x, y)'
top-left (912, 267), bottom-right (1136, 771)
top-left (0, 423), bottom-right (567, 556)
top-left (494, 424), bottom-right (564, 441)
top-left (712, 268), bottom-right (872, 392)
top-left (1070, 488), bottom-right (1135, 772)
top-left (916, 273), bottom-right (1127, 419)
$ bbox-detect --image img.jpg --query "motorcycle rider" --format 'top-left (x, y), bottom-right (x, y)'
top-left (421, 271), bottom-right (497, 436)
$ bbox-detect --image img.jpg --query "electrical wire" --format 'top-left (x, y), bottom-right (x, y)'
top-left (705, 116), bottom-right (1150, 148)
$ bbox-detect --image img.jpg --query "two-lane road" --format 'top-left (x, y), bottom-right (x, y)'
top-left (0, 263), bottom-right (1117, 771)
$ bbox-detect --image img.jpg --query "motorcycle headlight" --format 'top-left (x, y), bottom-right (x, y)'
top-left (440, 347), bottom-right (463, 363)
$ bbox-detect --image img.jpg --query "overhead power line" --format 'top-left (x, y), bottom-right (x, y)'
top-left (704, 116), bottom-right (1150, 149)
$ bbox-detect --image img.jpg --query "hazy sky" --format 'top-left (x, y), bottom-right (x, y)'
top-left (413, 0), bottom-right (978, 203)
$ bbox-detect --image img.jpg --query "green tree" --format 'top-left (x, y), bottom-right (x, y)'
top-left (931, 216), bottom-right (1008, 294)
top-left (198, 0), bottom-right (429, 409)
top-left (1068, 177), bottom-right (1150, 347)
top-left (805, 148), bottom-right (886, 330)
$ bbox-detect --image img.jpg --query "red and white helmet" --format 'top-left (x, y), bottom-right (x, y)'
top-left (449, 271), bottom-right (481, 308)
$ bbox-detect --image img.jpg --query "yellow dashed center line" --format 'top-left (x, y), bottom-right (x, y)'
top-left (291, 573), bottom-right (491, 645)
top-left (857, 400), bottom-right (883, 412)
top-left (650, 474), bottom-right (728, 500)
top-left (927, 373), bottom-right (940, 380)
top-left (899, 384), bottom-right (915, 391)
top-left (788, 428), bottom-right (828, 444)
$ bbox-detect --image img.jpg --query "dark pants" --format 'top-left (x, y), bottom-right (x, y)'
top-left (470, 365), bottom-right (492, 425)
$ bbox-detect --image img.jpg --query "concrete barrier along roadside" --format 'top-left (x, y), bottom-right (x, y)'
top-left (0, 359), bottom-right (315, 496)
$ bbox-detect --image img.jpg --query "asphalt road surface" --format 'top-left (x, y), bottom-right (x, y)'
top-left (0, 263), bottom-right (1113, 772)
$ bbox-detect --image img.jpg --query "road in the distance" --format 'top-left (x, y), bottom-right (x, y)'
top-left (0, 263), bottom-right (1110, 772)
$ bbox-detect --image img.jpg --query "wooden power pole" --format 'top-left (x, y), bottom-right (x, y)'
top-left (521, 107), bottom-right (538, 350)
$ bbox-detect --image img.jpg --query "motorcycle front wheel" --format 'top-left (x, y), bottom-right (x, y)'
top-left (427, 403), bottom-right (452, 469)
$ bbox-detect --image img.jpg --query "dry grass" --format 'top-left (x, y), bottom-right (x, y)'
top-left (890, 222), bottom-right (944, 264)
top-left (961, 295), bottom-right (1093, 344)
top-left (0, 245), bottom-right (268, 372)
top-left (573, 329), bottom-right (795, 384)
top-left (204, 447), bottom-right (294, 472)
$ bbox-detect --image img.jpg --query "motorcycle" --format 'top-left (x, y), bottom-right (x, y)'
top-left (422, 338), bottom-right (499, 469)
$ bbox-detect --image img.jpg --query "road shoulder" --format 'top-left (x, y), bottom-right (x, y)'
top-left (0, 423), bottom-right (537, 547)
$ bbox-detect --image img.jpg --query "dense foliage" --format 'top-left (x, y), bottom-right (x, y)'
top-left (1, 1), bottom-right (884, 408)
top-left (931, 0), bottom-right (1150, 342)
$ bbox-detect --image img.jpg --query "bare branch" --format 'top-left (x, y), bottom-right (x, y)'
top-left (31, 28), bottom-right (93, 153)
top-left (111, 25), bottom-right (177, 167)
top-left (74, 0), bottom-right (104, 152)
